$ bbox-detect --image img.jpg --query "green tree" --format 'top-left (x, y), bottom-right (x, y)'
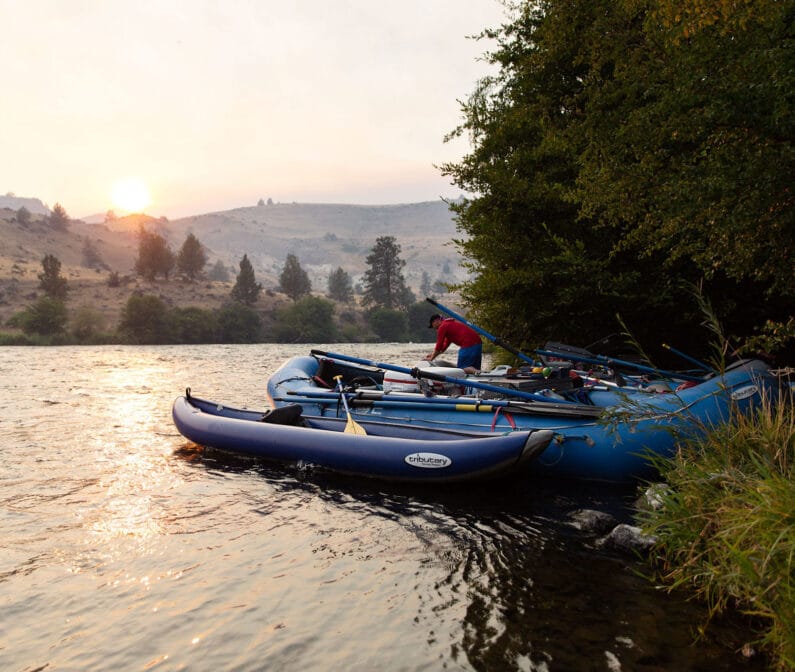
top-left (419, 271), bottom-right (433, 299)
top-left (81, 238), bottom-right (105, 269)
top-left (135, 227), bottom-right (176, 281)
top-left (573, 0), bottom-right (794, 298)
top-left (17, 206), bottom-right (31, 226)
top-left (441, 0), bottom-right (793, 358)
top-left (368, 308), bottom-right (408, 342)
top-left (272, 296), bottom-right (337, 342)
top-left (279, 253), bottom-right (312, 301)
top-left (119, 294), bottom-right (172, 344)
top-left (48, 203), bottom-right (69, 231)
top-left (176, 233), bottom-right (208, 281)
top-left (38, 254), bottom-right (68, 300)
top-left (231, 254), bottom-right (262, 306)
top-left (71, 305), bottom-right (105, 341)
top-left (217, 301), bottom-right (262, 342)
top-left (361, 236), bottom-right (412, 310)
top-left (208, 260), bottom-right (230, 282)
top-left (327, 266), bottom-right (353, 303)
top-left (20, 296), bottom-right (68, 336)
top-left (407, 301), bottom-right (433, 342)
top-left (170, 306), bottom-right (218, 343)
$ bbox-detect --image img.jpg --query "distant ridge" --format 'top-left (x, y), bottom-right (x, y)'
top-left (1, 197), bottom-right (468, 290)
top-left (0, 194), bottom-right (50, 215)
top-left (163, 200), bottom-right (466, 288)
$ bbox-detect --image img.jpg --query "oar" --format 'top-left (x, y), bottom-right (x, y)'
top-left (426, 297), bottom-right (537, 366)
top-left (334, 375), bottom-right (367, 435)
top-left (662, 343), bottom-right (716, 374)
top-left (533, 348), bottom-right (704, 383)
top-left (312, 350), bottom-right (576, 404)
top-left (426, 297), bottom-right (704, 383)
top-left (280, 388), bottom-right (603, 415)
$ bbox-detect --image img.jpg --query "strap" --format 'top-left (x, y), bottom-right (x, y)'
top-left (491, 408), bottom-right (516, 431)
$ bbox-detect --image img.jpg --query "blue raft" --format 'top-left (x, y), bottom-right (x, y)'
top-left (266, 353), bottom-right (785, 482)
top-left (172, 392), bottom-right (554, 483)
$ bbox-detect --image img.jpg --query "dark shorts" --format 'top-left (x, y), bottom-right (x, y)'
top-left (457, 344), bottom-right (482, 370)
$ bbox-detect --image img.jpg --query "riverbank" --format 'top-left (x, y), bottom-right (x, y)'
top-left (639, 393), bottom-right (794, 670)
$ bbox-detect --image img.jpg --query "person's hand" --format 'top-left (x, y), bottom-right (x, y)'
top-left (424, 354), bottom-right (433, 360)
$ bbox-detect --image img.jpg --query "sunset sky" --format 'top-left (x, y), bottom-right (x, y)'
top-left (1, 0), bottom-right (507, 219)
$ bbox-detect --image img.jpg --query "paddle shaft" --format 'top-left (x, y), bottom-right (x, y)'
top-left (276, 391), bottom-right (603, 418)
top-left (334, 375), bottom-right (366, 434)
top-left (313, 349), bottom-right (574, 403)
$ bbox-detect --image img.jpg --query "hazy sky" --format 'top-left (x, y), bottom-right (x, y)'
top-left (2, 0), bottom-right (507, 219)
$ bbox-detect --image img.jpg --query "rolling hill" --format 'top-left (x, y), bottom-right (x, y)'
top-left (0, 198), bottom-right (468, 330)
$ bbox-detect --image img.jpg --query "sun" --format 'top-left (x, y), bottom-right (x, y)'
top-left (111, 178), bottom-right (151, 213)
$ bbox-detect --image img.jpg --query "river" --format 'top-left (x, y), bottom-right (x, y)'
top-left (0, 344), bottom-right (761, 671)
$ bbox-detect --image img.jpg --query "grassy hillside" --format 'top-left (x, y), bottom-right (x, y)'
top-left (0, 200), bottom-right (465, 333)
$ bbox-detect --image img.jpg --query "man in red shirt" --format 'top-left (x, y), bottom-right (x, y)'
top-left (425, 313), bottom-right (482, 373)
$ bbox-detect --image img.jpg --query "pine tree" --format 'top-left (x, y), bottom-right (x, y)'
top-left (327, 267), bottom-right (353, 303)
top-left (48, 203), bottom-right (69, 231)
top-left (361, 236), bottom-right (411, 310)
top-left (38, 254), bottom-right (68, 300)
top-left (420, 270), bottom-right (433, 299)
top-left (231, 254), bottom-right (262, 306)
top-left (176, 233), bottom-right (208, 280)
top-left (135, 227), bottom-right (175, 281)
top-left (279, 253), bottom-right (311, 302)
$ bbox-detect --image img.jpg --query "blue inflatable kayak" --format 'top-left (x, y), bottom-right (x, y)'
top-left (172, 392), bottom-right (554, 483)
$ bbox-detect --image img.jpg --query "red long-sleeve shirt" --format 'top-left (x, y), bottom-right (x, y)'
top-left (434, 318), bottom-right (481, 353)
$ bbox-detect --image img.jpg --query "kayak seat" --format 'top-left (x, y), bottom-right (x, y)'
top-left (260, 404), bottom-right (304, 426)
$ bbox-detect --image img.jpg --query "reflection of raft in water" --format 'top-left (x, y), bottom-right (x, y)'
top-left (171, 391), bottom-right (554, 483)
top-left (266, 352), bottom-right (785, 483)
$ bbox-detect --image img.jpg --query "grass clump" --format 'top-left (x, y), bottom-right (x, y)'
top-left (640, 394), bottom-right (795, 670)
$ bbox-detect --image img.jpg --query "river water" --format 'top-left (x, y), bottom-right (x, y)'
top-left (0, 344), bottom-right (761, 671)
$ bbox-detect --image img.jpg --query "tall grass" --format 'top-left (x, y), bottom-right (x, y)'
top-left (640, 394), bottom-right (795, 669)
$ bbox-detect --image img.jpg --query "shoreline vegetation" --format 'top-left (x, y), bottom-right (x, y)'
top-left (640, 393), bottom-right (794, 670)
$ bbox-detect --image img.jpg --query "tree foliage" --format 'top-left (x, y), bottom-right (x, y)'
top-left (208, 260), bottom-right (230, 282)
top-left (442, 0), bottom-right (793, 360)
top-left (176, 233), bottom-right (208, 281)
top-left (71, 305), bottom-right (106, 341)
top-left (279, 253), bottom-right (312, 301)
top-left (327, 266), bottom-right (353, 303)
top-left (48, 203), bottom-right (69, 231)
top-left (217, 302), bottom-right (262, 342)
top-left (119, 294), bottom-right (172, 344)
top-left (20, 296), bottom-right (67, 336)
top-left (368, 308), bottom-right (408, 342)
top-left (231, 254), bottom-right (262, 306)
top-left (38, 254), bottom-right (68, 300)
top-left (170, 306), bottom-right (218, 343)
top-left (272, 296), bottom-right (338, 342)
top-left (17, 206), bottom-right (31, 226)
top-left (135, 227), bottom-right (176, 281)
top-left (81, 238), bottom-right (105, 269)
top-left (361, 236), bottom-right (413, 311)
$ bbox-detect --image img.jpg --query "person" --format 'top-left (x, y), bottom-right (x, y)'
top-left (425, 313), bottom-right (482, 374)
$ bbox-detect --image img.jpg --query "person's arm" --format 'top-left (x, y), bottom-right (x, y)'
top-left (426, 325), bottom-right (451, 360)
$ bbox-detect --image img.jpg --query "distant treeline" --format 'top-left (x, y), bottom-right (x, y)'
top-left (0, 233), bottom-right (442, 346)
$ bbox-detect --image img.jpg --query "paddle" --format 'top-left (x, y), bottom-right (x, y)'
top-left (334, 375), bottom-right (367, 435)
top-left (313, 350), bottom-right (575, 404)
